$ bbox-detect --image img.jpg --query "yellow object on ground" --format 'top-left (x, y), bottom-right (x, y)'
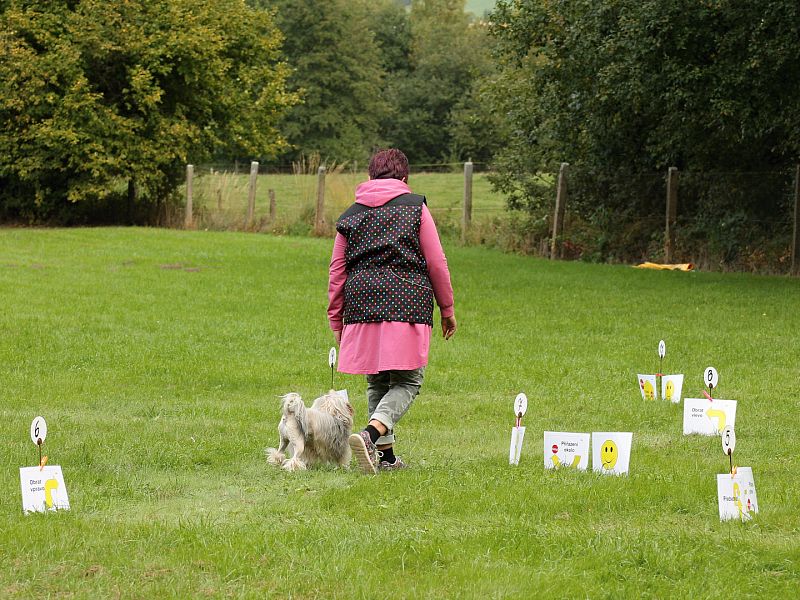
top-left (634, 262), bottom-right (694, 271)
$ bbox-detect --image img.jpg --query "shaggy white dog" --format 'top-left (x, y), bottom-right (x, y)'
top-left (265, 390), bottom-right (354, 471)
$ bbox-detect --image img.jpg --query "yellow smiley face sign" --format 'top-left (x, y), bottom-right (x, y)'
top-left (601, 440), bottom-right (618, 470)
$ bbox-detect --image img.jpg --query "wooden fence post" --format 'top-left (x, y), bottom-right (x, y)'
top-left (185, 164), bottom-right (193, 228)
top-left (665, 166), bottom-right (679, 263)
top-left (247, 161), bottom-right (259, 227)
top-left (462, 160), bottom-right (473, 244)
top-left (792, 164), bottom-right (800, 276)
top-left (550, 162), bottom-right (568, 259)
top-left (269, 189), bottom-right (276, 222)
top-left (315, 166), bottom-right (326, 233)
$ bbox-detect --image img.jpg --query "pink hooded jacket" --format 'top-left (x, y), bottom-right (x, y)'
top-left (327, 178), bottom-right (454, 374)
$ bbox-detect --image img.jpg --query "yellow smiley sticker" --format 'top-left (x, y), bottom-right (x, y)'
top-left (601, 440), bottom-right (618, 470)
top-left (665, 379), bottom-right (674, 402)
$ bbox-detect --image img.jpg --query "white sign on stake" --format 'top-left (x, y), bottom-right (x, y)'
top-left (717, 467), bottom-right (758, 522)
top-left (592, 432), bottom-right (633, 475)
top-left (30, 416), bottom-right (47, 445)
top-left (543, 431), bottom-right (590, 470)
top-left (683, 398), bottom-right (737, 435)
top-left (721, 425), bottom-right (736, 456)
top-left (637, 374), bottom-right (658, 400)
top-left (328, 347), bottom-right (337, 369)
top-left (661, 374), bottom-right (684, 404)
top-left (514, 393), bottom-right (528, 417)
top-left (509, 393), bottom-right (527, 465)
top-left (658, 340), bottom-right (666, 359)
top-left (509, 426), bottom-right (525, 465)
top-left (20, 466), bottom-right (70, 514)
top-left (704, 366), bottom-right (719, 390)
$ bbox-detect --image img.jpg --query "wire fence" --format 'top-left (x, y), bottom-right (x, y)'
top-left (177, 160), bottom-right (506, 237)
top-left (176, 159), bottom-right (800, 274)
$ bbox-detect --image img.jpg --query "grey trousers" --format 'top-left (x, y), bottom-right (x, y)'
top-left (367, 367), bottom-right (425, 446)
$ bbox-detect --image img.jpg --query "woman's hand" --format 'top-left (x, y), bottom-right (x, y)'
top-left (441, 315), bottom-right (457, 340)
top-left (333, 329), bottom-right (342, 344)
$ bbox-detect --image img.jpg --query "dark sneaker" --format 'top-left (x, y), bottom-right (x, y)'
top-left (349, 431), bottom-right (377, 475)
top-left (378, 456), bottom-right (408, 471)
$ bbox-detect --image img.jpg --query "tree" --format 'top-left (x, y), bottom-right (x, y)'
top-left (384, 0), bottom-right (494, 163)
top-left (0, 0), bottom-right (296, 222)
top-left (487, 0), bottom-right (800, 264)
top-left (267, 0), bottom-right (389, 165)
top-left (488, 0), bottom-right (800, 205)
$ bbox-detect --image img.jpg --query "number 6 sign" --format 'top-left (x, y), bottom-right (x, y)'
top-left (30, 416), bottom-right (47, 446)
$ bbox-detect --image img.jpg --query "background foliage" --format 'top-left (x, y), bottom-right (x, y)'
top-left (487, 0), bottom-right (800, 267)
top-left (0, 0), bottom-right (296, 222)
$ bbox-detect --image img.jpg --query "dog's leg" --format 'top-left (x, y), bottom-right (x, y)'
top-left (337, 443), bottom-right (352, 469)
top-left (282, 415), bottom-right (307, 472)
top-left (266, 419), bottom-right (290, 466)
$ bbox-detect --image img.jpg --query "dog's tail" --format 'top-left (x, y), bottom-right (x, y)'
top-left (282, 393), bottom-right (308, 437)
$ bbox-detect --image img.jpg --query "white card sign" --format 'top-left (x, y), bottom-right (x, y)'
top-left (658, 340), bottom-right (666, 359)
top-left (661, 374), bottom-right (684, 404)
top-left (637, 374), bottom-right (658, 400)
top-left (509, 427), bottom-right (525, 465)
top-left (717, 467), bottom-right (758, 521)
top-left (683, 398), bottom-right (737, 435)
top-left (20, 466), bottom-right (70, 514)
top-left (592, 432), bottom-right (633, 475)
top-left (543, 431), bottom-right (590, 470)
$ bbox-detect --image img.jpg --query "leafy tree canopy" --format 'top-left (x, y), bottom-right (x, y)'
top-left (267, 0), bottom-right (389, 165)
top-left (488, 0), bottom-right (800, 208)
top-left (0, 0), bottom-right (296, 221)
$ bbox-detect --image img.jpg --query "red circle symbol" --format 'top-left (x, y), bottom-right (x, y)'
top-left (551, 444), bottom-right (558, 454)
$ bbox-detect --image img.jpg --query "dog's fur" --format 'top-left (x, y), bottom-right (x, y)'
top-left (265, 390), bottom-right (354, 471)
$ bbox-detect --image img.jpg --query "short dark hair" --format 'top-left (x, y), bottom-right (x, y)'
top-left (368, 148), bottom-right (409, 180)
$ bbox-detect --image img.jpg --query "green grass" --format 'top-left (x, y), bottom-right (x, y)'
top-left (1, 227), bottom-right (799, 598)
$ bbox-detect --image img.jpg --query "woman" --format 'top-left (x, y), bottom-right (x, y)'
top-left (327, 148), bottom-right (456, 474)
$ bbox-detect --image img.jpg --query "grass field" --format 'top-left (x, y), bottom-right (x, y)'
top-left (187, 170), bottom-right (509, 234)
top-left (1, 227), bottom-right (799, 598)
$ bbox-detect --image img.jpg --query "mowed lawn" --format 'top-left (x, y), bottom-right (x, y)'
top-left (1, 227), bottom-right (799, 598)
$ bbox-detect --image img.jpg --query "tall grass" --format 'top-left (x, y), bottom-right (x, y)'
top-left (0, 228), bottom-right (798, 597)
top-left (186, 168), bottom-right (508, 237)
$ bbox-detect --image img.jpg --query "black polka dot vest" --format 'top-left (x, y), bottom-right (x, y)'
top-left (336, 193), bottom-right (434, 326)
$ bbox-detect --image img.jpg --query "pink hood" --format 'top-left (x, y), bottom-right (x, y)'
top-left (354, 178), bottom-right (412, 207)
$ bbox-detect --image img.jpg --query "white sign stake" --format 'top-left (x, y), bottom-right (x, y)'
top-left (509, 393), bottom-right (527, 465)
top-left (31, 416), bottom-right (47, 446)
top-left (21, 417), bottom-right (70, 514)
top-left (637, 374), bottom-right (658, 401)
top-left (328, 347), bottom-right (337, 389)
top-left (704, 366), bottom-right (719, 394)
top-left (718, 467), bottom-right (758, 522)
top-left (543, 432), bottom-right (590, 470)
top-left (20, 466), bottom-right (70, 514)
top-left (592, 432), bottom-right (633, 475)
top-left (683, 398), bottom-right (737, 435)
